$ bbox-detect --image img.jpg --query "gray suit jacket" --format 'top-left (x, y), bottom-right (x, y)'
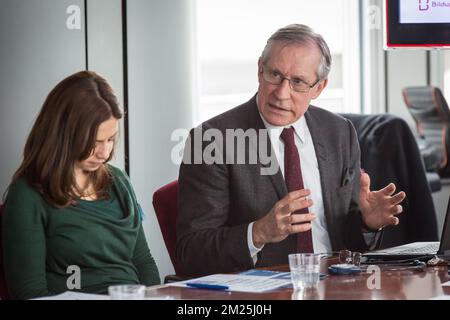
top-left (176, 95), bottom-right (368, 277)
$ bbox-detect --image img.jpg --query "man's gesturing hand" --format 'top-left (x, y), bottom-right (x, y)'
top-left (252, 189), bottom-right (315, 248)
top-left (359, 172), bottom-right (406, 231)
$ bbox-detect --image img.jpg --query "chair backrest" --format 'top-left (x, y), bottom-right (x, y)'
top-left (0, 204), bottom-right (9, 299)
top-left (402, 86), bottom-right (450, 176)
top-left (340, 113), bottom-right (438, 248)
top-left (152, 181), bottom-right (181, 275)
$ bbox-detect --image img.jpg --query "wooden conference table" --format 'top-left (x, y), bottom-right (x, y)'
top-left (144, 258), bottom-right (450, 300)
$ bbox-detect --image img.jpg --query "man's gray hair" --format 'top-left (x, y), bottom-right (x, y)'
top-left (261, 24), bottom-right (332, 80)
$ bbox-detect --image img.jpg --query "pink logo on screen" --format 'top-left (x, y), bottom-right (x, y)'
top-left (419, 0), bottom-right (430, 11)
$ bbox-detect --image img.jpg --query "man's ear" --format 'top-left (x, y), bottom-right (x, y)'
top-left (311, 78), bottom-right (328, 100)
top-left (257, 57), bottom-right (263, 82)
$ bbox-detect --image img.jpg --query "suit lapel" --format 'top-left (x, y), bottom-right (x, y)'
top-left (305, 109), bottom-right (336, 246)
top-left (246, 96), bottom-right (287, 199)
top-left (261, 159), bottom-right (287, 199)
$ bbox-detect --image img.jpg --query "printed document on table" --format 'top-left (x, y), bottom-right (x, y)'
top-left (32, 291), bottom-right (110, 300)
top-left (168, 270), bottom-right (292, 293)
top-left (429, 295), bottom-right (450, 300)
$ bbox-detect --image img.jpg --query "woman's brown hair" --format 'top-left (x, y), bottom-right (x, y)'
top-left (10, 71), bottom-right (123, 207)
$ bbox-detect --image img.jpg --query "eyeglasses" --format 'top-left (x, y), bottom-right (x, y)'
top-left (339, 249), bottom-right (362, 266)
top-left (261, 65), bottom-right (320, 93)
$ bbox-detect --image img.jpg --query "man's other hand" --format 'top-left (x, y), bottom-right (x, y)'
top-left (252, 189), bottom-right (315, 248)
top-left (359, 172), bottom-right (406, 231)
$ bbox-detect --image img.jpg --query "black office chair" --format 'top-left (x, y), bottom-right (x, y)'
top-left (341, 113), bottom-right (439, 249)
top-left (402, 86), bottom-right (450, 177)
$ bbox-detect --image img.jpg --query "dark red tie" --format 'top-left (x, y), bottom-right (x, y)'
top-left (280, 127), bottom-right (314, 253)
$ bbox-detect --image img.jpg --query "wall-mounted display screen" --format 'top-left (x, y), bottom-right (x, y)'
top-left (400, 0), bottom-right (450, 24)
top-left (385, 0), bottom-right (450, 48)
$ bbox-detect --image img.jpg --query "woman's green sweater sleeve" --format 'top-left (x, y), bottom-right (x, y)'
top-left (132, 225), bottom-right (161, 286)
top-left (2, 180), bottom-right (52, 299)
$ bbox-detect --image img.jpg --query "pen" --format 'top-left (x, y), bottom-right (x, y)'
top-left (186, 282), bottom-right (229, 291)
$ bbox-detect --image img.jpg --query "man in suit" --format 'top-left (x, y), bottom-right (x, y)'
top-left (176, 24), bottom-right (406, 277)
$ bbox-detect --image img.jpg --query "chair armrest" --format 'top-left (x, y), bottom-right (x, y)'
top-left (426, 172), bottom-right (441, 193)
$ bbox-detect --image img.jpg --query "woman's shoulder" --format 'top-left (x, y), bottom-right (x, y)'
top-left (106, 164), bottom-right (139, 207)
top-left (106, 164), bottom-right (133, 190)
top-left (106, 164), bottom-right (128, 180)
top-left (3, 178), bottom-right (46, 217)
top-left (6, 178), bottom-right (42, 202)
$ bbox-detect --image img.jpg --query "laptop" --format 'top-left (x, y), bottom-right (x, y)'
top-left (363, 197), bottom-right (450, 261)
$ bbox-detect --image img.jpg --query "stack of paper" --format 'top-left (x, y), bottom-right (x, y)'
top-left (169, 269), bottom-right (293, 293)
top-left (32, 291), bottom-right (109, 300)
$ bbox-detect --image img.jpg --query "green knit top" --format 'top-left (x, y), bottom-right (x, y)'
top-left (2, 165), bottom-right (160, 299)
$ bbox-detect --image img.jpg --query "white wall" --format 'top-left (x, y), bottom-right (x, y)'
top-left (385, 50), bottom-right (428, 126)
top-left (0, 0), bottom-right (86, 195)
top-left (127, 0), bottom-right (196, 281)
top-left (87, 0), bottom-right (125, 169)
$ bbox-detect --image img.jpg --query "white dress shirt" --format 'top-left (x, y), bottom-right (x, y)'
top-left (247, 108), bottom-right (333, 264)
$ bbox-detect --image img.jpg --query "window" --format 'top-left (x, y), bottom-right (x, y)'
top-left (195, 0), bottom-right (361, 124)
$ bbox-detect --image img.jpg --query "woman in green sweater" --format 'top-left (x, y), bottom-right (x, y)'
top-left (2, 71), bottom-right (160, 299)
